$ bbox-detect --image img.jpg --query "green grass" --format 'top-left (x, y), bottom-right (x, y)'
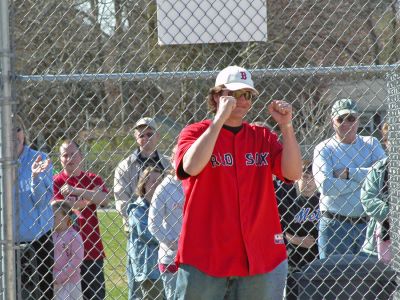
top-left (98, 210), bottom-right (129, 299)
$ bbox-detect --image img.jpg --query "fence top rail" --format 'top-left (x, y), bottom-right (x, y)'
top-left (6, 64), bottom-right (400, 82)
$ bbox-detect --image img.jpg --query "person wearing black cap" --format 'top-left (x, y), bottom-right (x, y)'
top-left (114, 117), bottom-right (170, 299)
top-left (313, 98), bottom-right (386, 259)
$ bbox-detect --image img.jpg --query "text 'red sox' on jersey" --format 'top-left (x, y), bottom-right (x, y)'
top-left (175, 120), bottom-right (288, 277)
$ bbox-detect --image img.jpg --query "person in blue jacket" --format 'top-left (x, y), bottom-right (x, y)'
top-left (127, 166), bottom-right (164, 300)
top-left (15, 115), bottom-right (54, 299)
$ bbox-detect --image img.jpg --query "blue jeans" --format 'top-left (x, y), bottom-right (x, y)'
top-left (127, 239), bottom-right (143, 300)
top-left (318, 216), bottom-right (367, 259)
top-left (174, 260), bottom-right (288, 300)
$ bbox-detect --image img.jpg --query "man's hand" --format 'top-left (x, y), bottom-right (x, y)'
top-left (61, 185), bottom-right (90, 210)
top-left (268, 100), bottom-right (293, 126)
top-left (215, 95), bottom-right (236, 124)
top-left (60, 184), bottom-right (77, 197)
top-left (333, 168), bottom-right (349, 179)
top-left (31, 156), bottom-right (51, 178)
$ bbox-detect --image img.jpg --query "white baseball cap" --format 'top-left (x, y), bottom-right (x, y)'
top-left (215, 66), bottom-right (259, 95)
top-left (134, 117), bottom-right (157, 130)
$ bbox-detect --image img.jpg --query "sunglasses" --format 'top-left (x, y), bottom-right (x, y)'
top-left (138, 132), bottom-right (154, 139)
top-left (336, 115), bottom-right (357, 124)
top-left (225, 90), bottom-right (253, 100)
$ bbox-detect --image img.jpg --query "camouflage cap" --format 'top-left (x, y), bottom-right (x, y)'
top-left (331, 99), bottom-right (358, 118)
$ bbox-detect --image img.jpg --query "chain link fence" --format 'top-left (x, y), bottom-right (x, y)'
top-left (2, 0), bottom-right (400, 299)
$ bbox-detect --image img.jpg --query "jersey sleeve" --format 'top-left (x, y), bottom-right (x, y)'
top-left (175, 122), bottom-right (209, 180)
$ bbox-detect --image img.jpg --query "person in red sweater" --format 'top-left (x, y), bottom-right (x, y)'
top-left (53, 140), bottom-right (109, 300)
top-left (175, 66), bottom-right (302, 300)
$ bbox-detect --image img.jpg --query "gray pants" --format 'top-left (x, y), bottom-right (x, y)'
top-left (161, 270), bottom-right (178, 300)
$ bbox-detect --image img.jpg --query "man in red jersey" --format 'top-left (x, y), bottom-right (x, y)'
top-left (53, 140), bottom-right (109, 300)
top-left (175, 66), bottom-right (302, 300)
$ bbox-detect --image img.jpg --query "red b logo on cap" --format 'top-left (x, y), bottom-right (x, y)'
top-left (240, 72), bottom-right (247, 80)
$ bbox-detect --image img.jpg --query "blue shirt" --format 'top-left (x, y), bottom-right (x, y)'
top-left (17, 146), bottom-right (54, 243)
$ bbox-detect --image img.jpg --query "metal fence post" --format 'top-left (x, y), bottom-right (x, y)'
top-left (0, 0), bottom-right (16, 299)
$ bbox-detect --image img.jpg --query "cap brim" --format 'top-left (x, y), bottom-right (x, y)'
top-left (332, 109), bottom-right (358, 117)
top-left (134, 123), bottom-right (156, 130)
top-left (223, 83), bottom-right (259, 95)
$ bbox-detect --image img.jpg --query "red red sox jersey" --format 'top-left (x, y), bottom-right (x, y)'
top-left (175, 120), bottom-right (288, 277)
